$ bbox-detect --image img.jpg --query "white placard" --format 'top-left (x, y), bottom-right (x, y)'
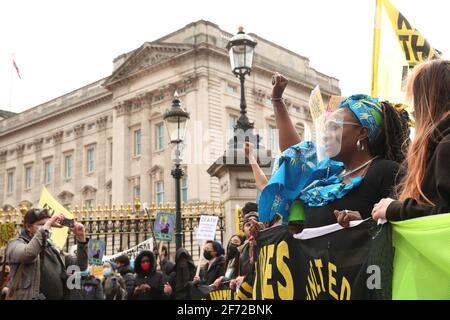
top-left (196, 215), bottom-right (219, 241)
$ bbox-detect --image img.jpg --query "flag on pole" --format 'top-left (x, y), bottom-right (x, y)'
top-left (12, 58), bottom-right (21, 79)
top-left (371, 0), bottom-right (440, 104)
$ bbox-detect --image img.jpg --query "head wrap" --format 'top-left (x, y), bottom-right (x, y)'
top-left (339, 94), bottom-right (384, 144)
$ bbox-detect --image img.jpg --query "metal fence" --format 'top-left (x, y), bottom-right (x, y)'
top-left (0, 201), bottom-right (225, 263)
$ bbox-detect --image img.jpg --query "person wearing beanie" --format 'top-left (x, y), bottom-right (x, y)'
top-left (5, 208), bottom-right (88, 300)
top-left (242, 202), bottom-right (258, 216)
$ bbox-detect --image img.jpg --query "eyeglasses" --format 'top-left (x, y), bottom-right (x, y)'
top-left (325, 120), bottom-right (361, 131)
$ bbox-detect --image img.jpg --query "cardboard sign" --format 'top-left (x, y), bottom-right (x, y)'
top-left (308, 85), bottom-right (325, 122)
top-left (88, 239), bottom-right (105, 266)
top-left (90, 265), bottom-right (104, 278)
top-left (196, 215), bottom-right (219, 241)
top-left (154, 212), bottom-right (176, 241)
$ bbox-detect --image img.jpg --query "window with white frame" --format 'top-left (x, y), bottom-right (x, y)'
top-left (134, 129), bottom-right (142, 156)
top-left (7, 171), bottom-right (14, 193)
top-left (226, 84), bottom-right (237, 94)
top-left (155, 181), bottom-right (164, 206)
top-left (228, 114), bottom-right (238, 130)
top-left (87, 147), bottom-right (95, 173)
top-left (64, 154), bottom-right (73, 178)
top-left (133, 185), bottom-right (141, 199)
top-left (44, 160), bottom-right (52, 184)
top-left (181, 177), bottom-right (188, 203)
top-left (25, 166), bottom-right (33, 189)
top-left (155, 123), bottom-right (165, 150)
top-left (268, 125), bottom-right (279, 153)
top-left (85, 199), bottom-right (94, 209)
top-left (109, 139), bottom-right (113, 167)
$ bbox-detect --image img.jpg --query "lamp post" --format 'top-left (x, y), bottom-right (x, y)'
top-left (163, 91), bottom-right (190, 251)
top-left (226, 27), bottom-right (257, 137)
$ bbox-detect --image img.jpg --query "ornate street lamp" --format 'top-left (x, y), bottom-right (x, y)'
top-left (163, 91), bottom-right (190, 251)
top-left (227, 26), bottom-right (257, 133)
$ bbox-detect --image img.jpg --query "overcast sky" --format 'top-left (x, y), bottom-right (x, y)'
top-left (1, 0), bottom-right (449, 113)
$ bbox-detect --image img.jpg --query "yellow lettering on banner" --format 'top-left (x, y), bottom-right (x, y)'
top-left (262, 244), bottom-right (275, 299)
top-left (310, 260), bottom-right (322, 295)
top-left (328, 262), bottom-right (339, 300)
top-left (307, 269), bottom-right (318, 299)
top-left (305, 287), bottom-right (311, 300)
top-left (258, 247), bottom-right (265, 298)
top-left (276, 241), bottom-right (294, 299)
top-left (340, 277), bottom-right (351, 300)
top-left (314, 259), bottom-right (326, 292)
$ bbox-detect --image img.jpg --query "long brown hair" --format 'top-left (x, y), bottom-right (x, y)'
top-left (398, 59), bottom-right (450, 204)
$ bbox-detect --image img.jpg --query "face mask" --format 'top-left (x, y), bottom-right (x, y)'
top-left (141, 261), bottom-right (150, 272)
top-left (103, 268), bottom-right (112, 277)
top-left (227, 244), bottom-right (238, 259)
top-left (83, 285), bottom-right (94, 293)
top-left (203, 250), bottom-right (213, 261)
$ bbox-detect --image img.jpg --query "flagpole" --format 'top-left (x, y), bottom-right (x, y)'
top-left (9, 55), bottom-right (14, 112)
top-left (371, 0), bottom-right (382, 98)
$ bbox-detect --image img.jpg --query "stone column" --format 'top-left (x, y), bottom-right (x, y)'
top-left (13, 144), bottom-right (25, 205)
top-left (96, 115), bottom-right (109, 205)
top-left (139, 93), bottom-right (152, 205)
top-left (112, 101), bottom-right (131, 204)
top-left (0, 150), bottom-right (8, 205)
top-left (73, 124), bottom-right (85, 205)
top-left (29, 139), bottom-right (43, 203)
top-left (52, 131), bottom-right (64, 196)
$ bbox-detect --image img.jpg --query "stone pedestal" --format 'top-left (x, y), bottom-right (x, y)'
top-left (207, 146), bottom-right (273, 242)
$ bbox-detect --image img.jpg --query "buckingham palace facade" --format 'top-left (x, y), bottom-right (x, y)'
top-left (0, 20), bottom-right (340, 210)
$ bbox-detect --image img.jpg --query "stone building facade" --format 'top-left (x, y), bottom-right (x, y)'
top-left (0, 20), bottom-right (340, 210)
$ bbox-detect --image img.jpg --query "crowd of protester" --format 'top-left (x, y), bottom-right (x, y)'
top-left (0, 59), bottom-right (448, 300)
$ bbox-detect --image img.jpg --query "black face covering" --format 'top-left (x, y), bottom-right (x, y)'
top-left (203, 250), bottom-right (213, 261)
top-left (227, 244), bottom-right (238, 259)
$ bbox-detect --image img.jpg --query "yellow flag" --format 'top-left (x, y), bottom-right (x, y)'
top-left (371, 0), bottom-right (439, 104)
top-left (38, 186), bottom-right (74, 249)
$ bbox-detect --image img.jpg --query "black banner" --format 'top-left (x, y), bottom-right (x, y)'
top-left (253, 220), bottom-right (392, 300)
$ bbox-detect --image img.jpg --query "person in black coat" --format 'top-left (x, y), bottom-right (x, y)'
top-left (164, 248), bottom-right (196, 300)
top-left (193, 240), bottom-right (225, 286)
top-left (131, 250), bottom-right (165, 300)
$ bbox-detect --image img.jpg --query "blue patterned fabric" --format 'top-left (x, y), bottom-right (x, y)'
top-left (259, 141), bottom-right (365, 223)
top-left (339, 94), bottom-right (384, 144)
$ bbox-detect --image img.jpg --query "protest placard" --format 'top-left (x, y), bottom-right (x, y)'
top-left (88, 239), bottom-right (105, 266)
top-left (154, 212), bottom-right (176, 241)
top-left (196, 215), bottom-right (219, 241)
